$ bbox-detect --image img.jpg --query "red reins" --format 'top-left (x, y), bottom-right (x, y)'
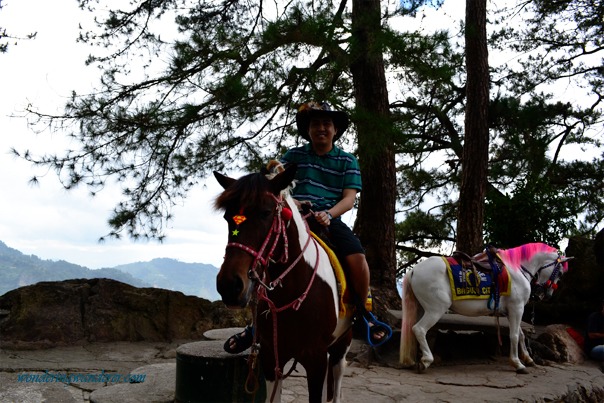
top-left (225, 193), bottom-right (322, 386)
top-left (227, 193), bottom-right (291, 278)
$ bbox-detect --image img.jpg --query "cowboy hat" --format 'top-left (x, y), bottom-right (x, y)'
top-left (295, 101), bottom-right (349, 142)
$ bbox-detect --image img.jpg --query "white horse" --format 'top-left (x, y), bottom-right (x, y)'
top-left (400, 243), bottom-right (571, 373)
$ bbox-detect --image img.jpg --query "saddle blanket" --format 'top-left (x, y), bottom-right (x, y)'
top-left (310, 232), bottom-right (370, 318)
top-left (443, 256), bottom-right (511, 301)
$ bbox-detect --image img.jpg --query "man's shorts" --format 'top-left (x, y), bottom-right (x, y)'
top-left (327, 218), bottom-right (365, 257)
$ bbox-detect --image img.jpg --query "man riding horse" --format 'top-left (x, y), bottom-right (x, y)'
top-left (224, 101), bottom-right (392, 353)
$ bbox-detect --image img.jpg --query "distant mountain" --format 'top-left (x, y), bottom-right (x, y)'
top-left (113, 258), bottom-right (220, 301)
top-left (0, 241), bottom-right (220, 301)
top-left (0, 240), bottom-right (148, 296)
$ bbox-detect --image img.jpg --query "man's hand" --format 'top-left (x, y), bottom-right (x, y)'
top-left (315, 210), bottom-right (332, 227)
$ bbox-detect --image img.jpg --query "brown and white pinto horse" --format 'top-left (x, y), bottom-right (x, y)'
top-left (213, 162), bottom-right (353, 403)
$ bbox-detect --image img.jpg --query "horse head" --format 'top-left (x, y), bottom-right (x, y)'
top-left (530, 251), bottom-right (572, 301)
top-left (500, 243), bottom-right (572, 301)
top-left (213, 163), bottom-right (297, 308)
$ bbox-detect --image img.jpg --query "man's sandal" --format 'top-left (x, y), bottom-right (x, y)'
top-left (223, 325), bottom-right (254, 354)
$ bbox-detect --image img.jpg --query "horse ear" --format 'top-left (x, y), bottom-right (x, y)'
top-left (269, 163), bottom-right (297, 193)
top-left (213, 171), bottom-right (236, 190)
top-left (560, 256), bottom-right (574, 263)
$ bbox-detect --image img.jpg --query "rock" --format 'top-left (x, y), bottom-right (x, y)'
top-left (89, 363), bottom-right (176, 403)
top-left (0, 278), bottom-right (250, 348)
top-left (535, 324), bottom-right (586, 364)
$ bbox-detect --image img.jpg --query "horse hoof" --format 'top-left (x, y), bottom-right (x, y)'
top-left (526, 360), bottom-right (536, 367)
top-left (516, 367), bottom-right (529, 374)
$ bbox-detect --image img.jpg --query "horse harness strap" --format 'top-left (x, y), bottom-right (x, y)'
top-left (521, 254), bottom-right (564, 300)
top-left (480, 246), bottom-right (503, 313)
top-left (226, 193), bottom-right (291, 285)
top-left (228, 192), bottom-right (324, 385)
top-left (256, 229), bottom-right (321, 382)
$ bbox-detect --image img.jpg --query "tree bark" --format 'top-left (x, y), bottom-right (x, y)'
top-left (350, 0), bottom-right (400, 312)
top-left (457, 0), bottom-right (489, 254)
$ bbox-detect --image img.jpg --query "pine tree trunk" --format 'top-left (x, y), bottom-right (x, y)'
top-left (457, 0), bottom-right (489, 254)
top-left (350, 0), bottom-right (400, 312)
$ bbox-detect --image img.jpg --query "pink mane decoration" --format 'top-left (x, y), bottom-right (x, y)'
top-left (498, 242), bottom-right (568, 272)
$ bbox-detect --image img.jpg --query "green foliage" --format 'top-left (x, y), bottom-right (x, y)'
top-left (396, 210), bottom-right (453, 249)
top-left (484, 179), bottom-right (578, 248)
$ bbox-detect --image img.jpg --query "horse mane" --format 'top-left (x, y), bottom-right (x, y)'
top-left (497, 242), bottom-right (565, 271)
top-left (214, 172), bottom-right (270, 211)
top-left (265, 160), bottom-right (296, 197)
top-left (214, 160), bottom-right (293, 211)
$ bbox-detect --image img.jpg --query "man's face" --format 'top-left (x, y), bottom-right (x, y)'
top-left (308, 116), bottom-right (337, 147)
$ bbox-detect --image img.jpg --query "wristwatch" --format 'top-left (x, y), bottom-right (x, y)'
top-left (325, 211), bottom-right (333, 220)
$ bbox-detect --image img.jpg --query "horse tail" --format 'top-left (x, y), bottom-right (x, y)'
top-left (400, 272), bottom-right (418, 366)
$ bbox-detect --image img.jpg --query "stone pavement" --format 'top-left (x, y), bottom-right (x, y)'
top-left (1, 334), bottom-right (603, 402)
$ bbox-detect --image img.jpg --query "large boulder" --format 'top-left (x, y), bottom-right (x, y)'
top-left (533, 324), bottom-right (586, 364)
top-left (0, 278), bottom-right (249, 349)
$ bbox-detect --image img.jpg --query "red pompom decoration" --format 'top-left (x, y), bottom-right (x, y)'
top-left (545, 280), bottom-right (552, 288)
top-left (551, 283), bottom-right (558, 290)
top-left (281, 207), bottom-right (293, 221)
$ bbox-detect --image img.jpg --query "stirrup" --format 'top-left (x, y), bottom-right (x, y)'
top-left (353, 295), bottom-right (393, 347)
top-left (362, 311), bottom-right (393, 347)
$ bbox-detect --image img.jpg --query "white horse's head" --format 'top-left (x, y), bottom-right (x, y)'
top-left (531, 252), bottom-right (572, 300)
top-left (499, 243), bottom-right (572, 301)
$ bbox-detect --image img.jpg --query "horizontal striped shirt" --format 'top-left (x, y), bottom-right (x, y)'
top-left (281, 144), bottom-right (362, 211)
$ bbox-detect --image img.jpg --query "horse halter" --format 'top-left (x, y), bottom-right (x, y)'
top-left (521, 252), bottom-right (564, 301)
top-left (225, 193), bottom-right (306, 290)
top-left (226, 192), bottom-right (321, 384)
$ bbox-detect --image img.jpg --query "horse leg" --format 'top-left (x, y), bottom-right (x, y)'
top-left (301, 353), bottom-right (329, 403)
top-left (328, 335), bottom-right (351, 403)
top-left (402, 258), bottom-right (452, 372)
top-left (506, 312), bottom-right (529, 374)
top-left (412, 310), bottom-right (444, 372)
top-left (330, 354), bottom-right (348, 403)
top-left (518, 328), bottom-right (535, 367)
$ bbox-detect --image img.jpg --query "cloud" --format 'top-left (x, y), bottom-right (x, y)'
top-left (0, 1), bottom-right (239, 269)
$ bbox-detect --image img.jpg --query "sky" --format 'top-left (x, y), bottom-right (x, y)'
top-left (0, 1), bottom-right (236, 268)
top-left (0, 1), bottom-right (534, 270)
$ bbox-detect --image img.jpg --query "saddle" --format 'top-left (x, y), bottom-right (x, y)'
top-left (451, 245), bottom-right (507, 310)
top-left (452, 245), bottom-right (502, 273)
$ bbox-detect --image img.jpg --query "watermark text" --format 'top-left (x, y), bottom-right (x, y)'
top-left (17, 370), bottom-right (146, 384)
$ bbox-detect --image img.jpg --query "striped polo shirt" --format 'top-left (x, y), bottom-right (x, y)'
top-left (281, 143), bottom-right (362, 211)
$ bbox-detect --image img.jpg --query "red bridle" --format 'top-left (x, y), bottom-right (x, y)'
top-left (226, 192), bottom-right (321, 383)
top-left (227, 193), bottom-right (292, 286)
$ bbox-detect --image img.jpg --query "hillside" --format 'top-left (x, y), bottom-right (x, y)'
top-left (0, 241), bottom-right (220, 301)
top-left (113, 258), bottom-right (220, 301)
